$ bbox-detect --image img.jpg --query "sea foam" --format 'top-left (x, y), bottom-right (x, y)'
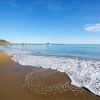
top-left (0, 46), bottom-right (100, 96)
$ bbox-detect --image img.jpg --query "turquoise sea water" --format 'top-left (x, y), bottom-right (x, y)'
top-left (6, 44), bottom-right (100, 60)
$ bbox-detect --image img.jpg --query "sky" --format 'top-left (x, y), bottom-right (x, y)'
top-left (0, 0), bottom-right (100, 44)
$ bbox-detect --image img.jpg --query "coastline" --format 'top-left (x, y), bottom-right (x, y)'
top-left (0, 52), bottom-right (100, 100)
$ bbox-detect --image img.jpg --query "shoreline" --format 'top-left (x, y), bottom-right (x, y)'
top-left (0, 52), bottom-right (100, 100)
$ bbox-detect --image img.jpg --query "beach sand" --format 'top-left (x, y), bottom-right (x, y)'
top-left (0, 52), bottom-right (99, 100)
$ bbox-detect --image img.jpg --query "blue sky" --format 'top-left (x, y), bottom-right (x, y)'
top-left (0, 0), bottom-right (100, 44)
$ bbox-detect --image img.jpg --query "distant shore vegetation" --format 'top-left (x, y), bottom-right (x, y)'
top-left (0, 39), bottom-right (51, 45)
top-left (0, 39), bottom-right (11, 45)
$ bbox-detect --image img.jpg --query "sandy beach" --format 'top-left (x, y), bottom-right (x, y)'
top-left (0, 52), bottom-right (99, 100)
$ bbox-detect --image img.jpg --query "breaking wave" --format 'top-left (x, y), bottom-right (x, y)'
top-left (0, 46), bottom-right (100, 96)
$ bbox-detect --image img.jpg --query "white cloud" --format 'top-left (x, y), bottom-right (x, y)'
top-left (84, 23), bottom-right (100, 32)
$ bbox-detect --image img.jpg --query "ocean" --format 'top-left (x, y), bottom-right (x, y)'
top-left (0, 44), bottom-right (100, 96)
top-left (4, 44), bottom-right (100, 60)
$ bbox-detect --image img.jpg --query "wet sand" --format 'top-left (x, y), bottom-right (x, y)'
top-left (0, 52), bottom-right (99, 100)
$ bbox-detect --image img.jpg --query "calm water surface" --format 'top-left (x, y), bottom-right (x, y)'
top-left (6, 44), bottom-right (100, 60)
